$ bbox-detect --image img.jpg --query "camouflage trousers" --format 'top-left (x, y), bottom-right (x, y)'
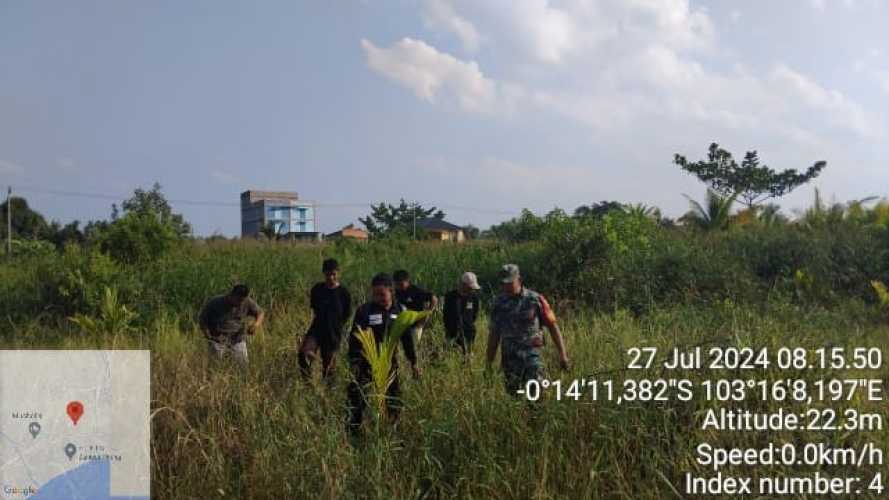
top-left (500, 339), bottom-right (544, 395)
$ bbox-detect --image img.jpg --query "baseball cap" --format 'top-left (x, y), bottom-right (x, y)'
top-left (461, 271), bottom-right (481, 290)
top-left (498, 264), bottom-right (520, 283)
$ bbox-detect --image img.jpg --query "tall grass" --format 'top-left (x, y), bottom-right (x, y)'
top-left (1, 235), bottom-right (888, 498)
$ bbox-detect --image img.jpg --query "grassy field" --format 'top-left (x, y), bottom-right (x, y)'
top-left (2, 239), bottom-right (888, 499)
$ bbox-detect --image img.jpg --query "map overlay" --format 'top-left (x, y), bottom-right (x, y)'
top-left (0, 350), bottom-right (150, 499)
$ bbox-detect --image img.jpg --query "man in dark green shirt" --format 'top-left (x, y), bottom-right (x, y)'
top-left (199, 284), bottom-right (265, 366)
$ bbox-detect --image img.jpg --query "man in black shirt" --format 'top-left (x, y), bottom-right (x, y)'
top-left (299, 258), bottom-right (351, 381)
top-left (346, 273), bottom-right (420, 434)
top-left (443, 271), bottom-right (481, 355)
top-left (393, 269), bottom-right (438, 312)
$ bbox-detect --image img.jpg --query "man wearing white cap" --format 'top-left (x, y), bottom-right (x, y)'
top-left (442, 271), bottom-right (482, 355)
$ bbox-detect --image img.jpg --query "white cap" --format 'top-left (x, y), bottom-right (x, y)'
top-left (461, 271), bottom-right (481, 290)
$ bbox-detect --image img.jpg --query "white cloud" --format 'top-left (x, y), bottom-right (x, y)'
top-left (361, 37), bottom-right (516, 113)
top-left (490, 0), bottom-right (715, 65)
top-left (0, 159), bottom-right (24, 175)
top-left (810, 0), bottom-right (826, 11)
top-left (362, 0), bottom-right (884, 147)
top-left (422, 0), bottom-right (481, 52)
top-left (875, 70), bottom-right (889, 95)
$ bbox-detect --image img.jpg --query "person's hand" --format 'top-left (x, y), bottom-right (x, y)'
top-left (530, 335), bottom-right (544, 348)
top-left (411, 364), bottom-right (422, 379)
top-left (558, 353), bottom-right (570, 371)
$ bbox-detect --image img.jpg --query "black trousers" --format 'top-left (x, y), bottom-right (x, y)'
top-left (446, 328), bottom-right (476, 354)
top-left (346, 364), bottom-right (402, 432)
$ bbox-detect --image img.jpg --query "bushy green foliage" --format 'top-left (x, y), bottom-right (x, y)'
top-left (35, 245), bottom-right (140, 316)
top-left (96, 212), bottom-right (179, 265)
top-left (116, 182), bottom-right (192, 237)
top-left (68, 286), bottom-right (138, 337)
top-left (9, 238), bottom-right (56, 257)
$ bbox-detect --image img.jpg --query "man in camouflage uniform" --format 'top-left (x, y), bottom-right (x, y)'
top-left (486, 264), bottom-right (569, 394)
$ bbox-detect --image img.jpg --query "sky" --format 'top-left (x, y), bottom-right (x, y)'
top-left (1, 0), bottom-right (888, 236)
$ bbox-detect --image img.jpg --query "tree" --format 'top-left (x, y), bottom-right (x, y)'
top-left (0, 197), bottom-right (50, 239)
top-left (359, 199), bottom-right (445, 238)
top-left (674, 143), bottom-right (826, 208)
top-left (680, 189), bottom-right (737, 231)
top-left (484, 209), bottom-right (545, 242)
top-left (573, 201), bottom-right (624, 219)
top-left (96, 212), bottom-right (178, 264)
top-left (463, 224), bottom-right (481, 240)
top-left (114, 182), bottom-right (192, 237)
top-left (48, 220), bottom-right (86, 247)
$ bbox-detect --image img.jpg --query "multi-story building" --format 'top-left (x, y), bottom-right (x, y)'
top-left (240, 190), bottom-right (318, 240)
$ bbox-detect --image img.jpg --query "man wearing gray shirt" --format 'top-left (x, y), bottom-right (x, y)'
top-left (199, 284), bottom-right (265, 366)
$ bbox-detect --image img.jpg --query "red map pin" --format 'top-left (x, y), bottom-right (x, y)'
top-left (66, 401), bottom-right (84, 425)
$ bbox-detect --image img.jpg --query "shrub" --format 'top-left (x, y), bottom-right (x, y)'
top-left (96, 212), bottom-right (179, 265)
top-left (36, 245), bottom-right (140, 316)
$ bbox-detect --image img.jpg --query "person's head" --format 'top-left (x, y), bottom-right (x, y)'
top-left (370, 273), bottom-right (394, 308)
top-left (498, 264), bottom-right (522, 295)
top-left (460, 271), bottom-right (481, 295)
top-left (226, 284), bottom-right (250, 306)
top-left (393, 269), bottom-right (411, 291)
top-left (322, 258), bottom-right (340, 285)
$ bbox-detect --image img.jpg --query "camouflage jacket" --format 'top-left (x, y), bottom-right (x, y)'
top-left (489, 288), bottom-right (557, 348)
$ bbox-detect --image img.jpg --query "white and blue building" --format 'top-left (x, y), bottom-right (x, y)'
top-left (240, 190), bottom-right (319, 240)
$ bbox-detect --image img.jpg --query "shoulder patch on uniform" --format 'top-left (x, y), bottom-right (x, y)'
top-left (538, 294), bottom-right (557, 326)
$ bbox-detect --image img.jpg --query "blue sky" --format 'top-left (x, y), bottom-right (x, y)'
top-left (2, 0), bottom-right (887, 236)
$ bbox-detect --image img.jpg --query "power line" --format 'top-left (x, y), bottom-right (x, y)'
top-left (13, 185), bottom-right (518, 216)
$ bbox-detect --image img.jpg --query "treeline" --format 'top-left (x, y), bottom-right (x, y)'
top-left (485, 192), bottom-right (889, 313)
top-left (1, 183), bottom-right (191, 263)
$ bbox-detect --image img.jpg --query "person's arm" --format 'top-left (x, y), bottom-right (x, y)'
top-left (539, 295), bottom-right (569, 370)
top-left (400, 317), bottom-right (420, 378)
top-left (198, 303), bottom-right (214, 338)
top-left (442, 293), bottom-right (456, 334)
top-left (347, 307), bottom-right (365, 365)
top-left (341, 288), bottom-right (352, 334)
top-left (485, 309), bottom-right (500, 370)
top-left (247, 299), bottom-right (265, 335)
top-left (309, 285), bottom-right (321, 313)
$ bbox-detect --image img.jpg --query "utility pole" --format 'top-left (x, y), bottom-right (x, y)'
top-left (412, 202), bottom-right (417, 240)
top-left (6, 186), bottom-right (11, 258)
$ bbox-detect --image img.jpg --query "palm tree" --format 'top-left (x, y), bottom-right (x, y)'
top-left (799, 189), bottom-right (849, 228)
top-left (625, 203), bottom-right (662, 221)
top-left (757, 203), bottom-right (787, 227)
top-left (680, 189), bottom-right (737, 231)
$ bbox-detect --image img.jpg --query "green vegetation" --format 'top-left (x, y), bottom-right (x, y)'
top-left (360, 199), bottom-right (446, 239)
top-left (674, 142), bottom-right (826, 208)
top-left (3, 182), bottom-right (889, 498)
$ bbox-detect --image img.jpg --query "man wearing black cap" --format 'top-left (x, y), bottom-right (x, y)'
top-left (299, 258), bottom-right (352, 381)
